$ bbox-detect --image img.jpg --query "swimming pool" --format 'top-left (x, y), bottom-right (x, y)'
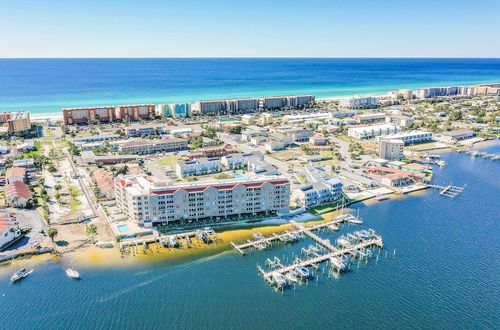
top-left (234, 173), bottom-right (245, 179)
top-left (117, 225), bottom-right (129, 233)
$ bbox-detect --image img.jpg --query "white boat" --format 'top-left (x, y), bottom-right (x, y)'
top-left (330, 257), bottom-right (348, 272)
top-left (376, 194), bottom-right (388, 201)
top-left (270, 272), bottom-right (287, 288)
top-left (437, 160), bottom-right (446, 167)
top-left (66, 268), bottom-right (80, 279)
top-left (11, 268), bottom-right (32, 283)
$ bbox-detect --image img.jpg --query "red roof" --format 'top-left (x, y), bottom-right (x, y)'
top-left (402, 163), bottom-right (427, 170)
top-left (5, 181), bottom-right (32, 199)
top-left (150, 179), bottom-right (289, 195)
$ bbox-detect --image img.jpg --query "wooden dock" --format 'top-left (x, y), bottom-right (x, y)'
top-left (230, 214), bottom-right (363, 256)
top-left (119, 228), bottom-right (217, 251)
top-left (457, 149), bottom-right (499, 160)
top-left (428, 184), bottom-right (465, 198)
top-left (258, 234), bottom-right (384, 284)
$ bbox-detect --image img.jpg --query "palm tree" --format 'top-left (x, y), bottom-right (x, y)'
top-left (86, 224), bottom-right (98, 243)
top-left (47, 227), bottom-right (58, 243)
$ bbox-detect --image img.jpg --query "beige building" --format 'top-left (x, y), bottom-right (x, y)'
top-left (0, 111), bottom-right (31, 134)
top-left (114, 175), bottom-right (290, 227)
top-left (119, 137), bottom-right (188, 154)
top-left (378, 139), bottom-right (404, 160)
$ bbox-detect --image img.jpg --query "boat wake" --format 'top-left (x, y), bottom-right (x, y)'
top-left (97, 250), bottom-right (232, 303)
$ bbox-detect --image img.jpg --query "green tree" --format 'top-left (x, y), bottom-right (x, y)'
top-left (86, 224), bottom-right (98, 243)
top-left (47, 227), bottom-right (58, 242)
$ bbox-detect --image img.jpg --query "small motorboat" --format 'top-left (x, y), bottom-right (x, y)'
top-left (330, 257), bottom-right (348, 272)
top-left (66, 268), bottom-right (80, 279)
top-left (376, 194), bottom-right (388, 201)
top-left (295, 265), bottom-right (310, 279)
top-left (11, 268), bottom-right (32, 283)
top-left (270, 272), bottom-right (287, 288)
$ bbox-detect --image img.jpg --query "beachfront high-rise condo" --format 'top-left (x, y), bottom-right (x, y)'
top-left (260, 95), bottom-right (315, 109)
top-left (62, 106), bottom-right (116, 125)
top-left (167, 103), bottom-right (190, 118)
top-left (115, 104), bottom-right (156, 121)
top-left (114, 175), bottom-right (290, 227)
top-left (0, 111), bottom-right (31, 134)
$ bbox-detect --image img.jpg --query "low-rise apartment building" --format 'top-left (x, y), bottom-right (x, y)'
top-left (176, 157), bottom-right (222, 177)
top-left (119, 137), bottom-right (188, 154)
top-left (279, 128), bottom-right (314, 142)
top-left (293, 163), bottom-right (344, 208)
top-left (378, 131), bottom-right (432, 145)
top-left (348, 124), bottom-right (399, 139)
top-left (353, 112), bottom-right (386, 124)
top-left (114, 175), bottom-right (290, 227)
top-left (439, 129), bottom-right (475, 143)
top-left (385, 114), bottom-right (414, 127)
top-left (184, 145), bottom-right (237, 160)
top-left (125, 124), bottom-right (169, 137)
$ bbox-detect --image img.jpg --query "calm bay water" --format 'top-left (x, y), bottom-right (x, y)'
top-left (1, 58), bottom-right (500, 114)
top-left (1, 143), bottom-right (499, 329)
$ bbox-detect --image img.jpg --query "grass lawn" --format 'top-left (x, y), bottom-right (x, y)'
top-left (68, 184), bottom-right (82, 213)
top-left (156, 155), bottom-right (182, 166)
top-left (212, 173), bottom-right (233, 180)
top-left (268, 149), bottom-right (305, 162)
top-left (21, 141), bottom-right (42, 159)
top-left (308, 199), bottom-right (350, 215)
top-left (335, 135), bottom-right (357, 143)
top-left (407, 142), bottom-right (447, 151)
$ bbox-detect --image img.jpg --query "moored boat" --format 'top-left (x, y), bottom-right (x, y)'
top-left (270, 272), bottom-right (287, 288)
top-left (66, 268), bottom-right (80, 279)
top-left (10, 268), bottom-right (32, 283)
top-left (330, 257), bottom-right (348, 272)
top-left (295, 265), bottom-right (310, 279)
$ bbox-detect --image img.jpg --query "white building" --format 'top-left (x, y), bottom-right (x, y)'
top-left (114, 175), bottom-right (290, 227)
top-left (176, 157), bottom-right (223, 177)
top-left (292, 163), bottom-right (344, 208)
top-left (354, 112), bottom-right (386, 124)
top-left (0, 210), bottom-right (22, 250)
top-left (348, 124), bottom-right (400, 139)
top-left (385, 115), bottom-right (414, 128)
top-left (241, 126), bottom-right (268, 141)
top-left (279, 128), bottom-right (314, 142)
top-left (378, 139), bottom-right (404, 160)
top-left (378, 131), bottom-right (433, 145)
top-left (439, 129), bottom-right (475, 143)
top-left (340, 96), bottom-right (379, 109)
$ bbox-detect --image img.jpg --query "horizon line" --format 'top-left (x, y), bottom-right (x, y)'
top-left (1, 56), bottom-right (500, 60)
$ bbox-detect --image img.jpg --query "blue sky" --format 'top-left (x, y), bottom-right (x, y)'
top-left (1, 0), bottom-right (499, 58)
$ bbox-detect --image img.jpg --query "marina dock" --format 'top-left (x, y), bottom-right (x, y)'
top-left (428, 184), bottom-right (465, 198)
top-left (230, 214), bottom-right (363, 256)
top-left (257, 229), bottom-right (384, 289)
top-left (119, 228), bottom-right (217, 251)
top-left (456, 149), bottom-right (500, 160)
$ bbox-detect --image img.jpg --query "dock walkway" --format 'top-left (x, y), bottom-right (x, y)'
top-left (428, 184), bottom-right (465, 198)
top-left (258, 235), bottom-right (383, 282)
top-left (230, 214), bottom-right (362, 255)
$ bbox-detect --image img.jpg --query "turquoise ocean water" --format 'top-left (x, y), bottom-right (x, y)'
top-left (0, 58), bottom-right (500, 115)
top-left (1, 142), bottom-right (498, 329)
